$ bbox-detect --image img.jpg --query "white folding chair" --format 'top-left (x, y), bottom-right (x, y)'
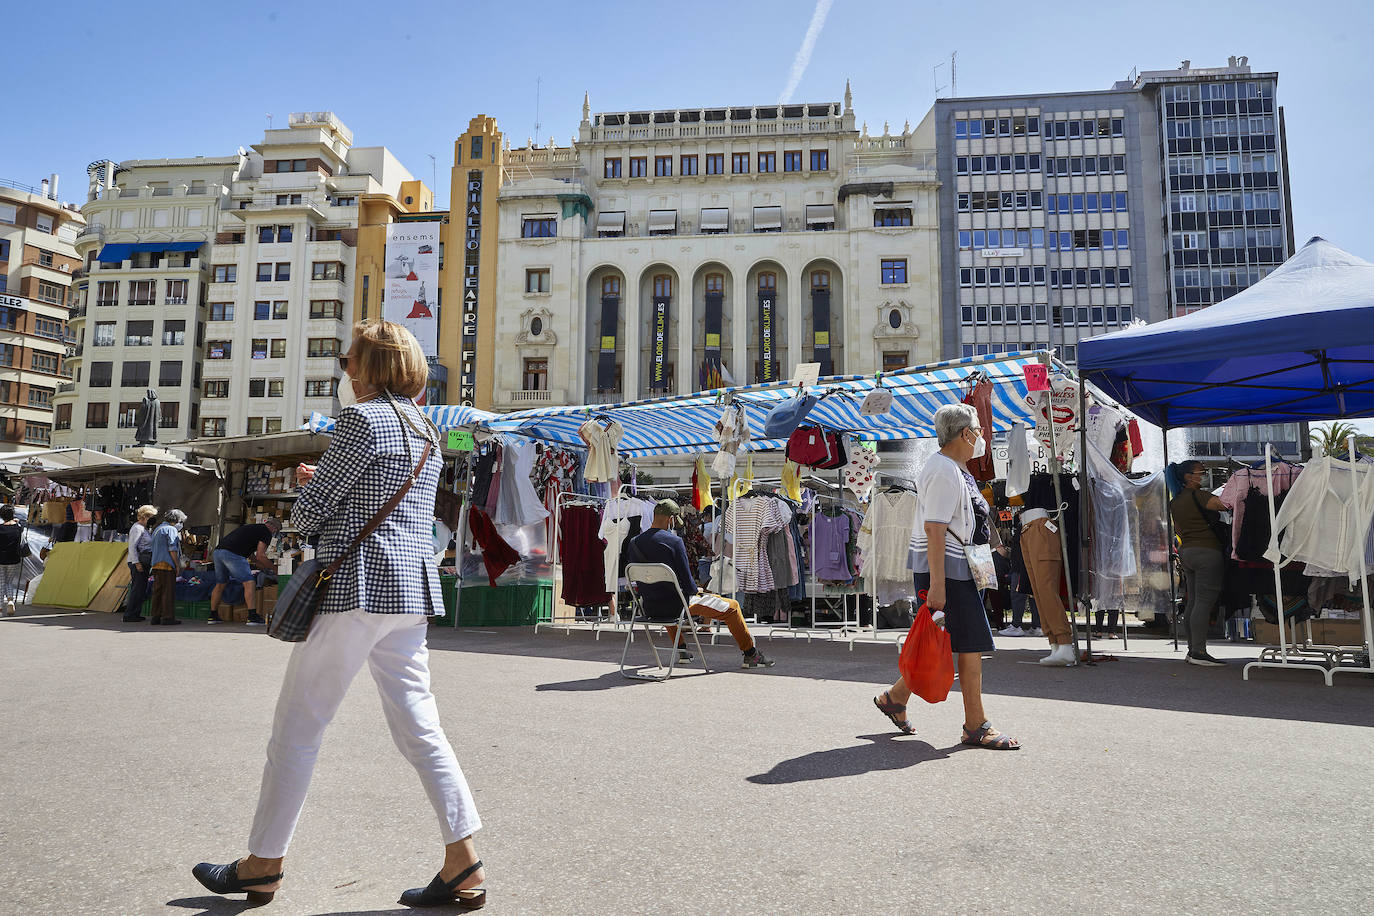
top-left (620, 563), bottom-right (711, 680)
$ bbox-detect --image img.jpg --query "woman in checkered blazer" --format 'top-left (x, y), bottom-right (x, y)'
top-left (194, 321), bottom-right (487, 910)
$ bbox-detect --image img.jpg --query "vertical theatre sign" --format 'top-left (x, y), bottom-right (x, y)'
top-left (650, 294), bottom-right (669, 392)
top-left (459, 170), bottom-right (482, 406)
top-left (384, 221), bottom-right (440, 358)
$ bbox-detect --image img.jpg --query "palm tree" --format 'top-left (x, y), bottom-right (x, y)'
top-left (1309, 422), bottom-right (1374, 458)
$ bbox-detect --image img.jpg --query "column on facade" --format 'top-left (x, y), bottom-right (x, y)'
top-left (730, 271), bottom-right (748, 387)
top-left (622, 281), bottom-right (640, 399)
top-left (786, 265), bottom-right (804, 380)
top-left (676, 269), bottom-right (693, 395)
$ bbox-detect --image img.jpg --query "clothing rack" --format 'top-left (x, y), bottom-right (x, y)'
top-left (1244, 439), bottom-right (1374, 686)
top-left (790, 490), bottom-right (860, 641)
top-left (538, 489), bottom-right (622, 637)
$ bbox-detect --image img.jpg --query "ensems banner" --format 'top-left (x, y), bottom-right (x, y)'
top-left (384, 222), bottom-right (441, 357)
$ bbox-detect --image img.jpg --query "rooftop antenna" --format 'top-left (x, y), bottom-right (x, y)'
top-left (933, 51), bottom-right (957, 98)
top-left (267, 113), bottom-right (273, 130)
top-left (533, 76), bottom-right (542, 141)
top-left (426, 153), bottom-right (436, 202)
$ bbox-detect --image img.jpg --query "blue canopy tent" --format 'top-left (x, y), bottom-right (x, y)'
top-left (303, 404), bottom-right (497, 436)
top-left (1078, 237), bottom-right (1374, 679)
top-left (1078, 238), bottom-right (1374, 428)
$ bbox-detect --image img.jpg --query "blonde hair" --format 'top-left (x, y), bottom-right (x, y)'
top-left (348, 319), bottom-right (428, 399)
top-left (136, 504), bottom-right (158, 521)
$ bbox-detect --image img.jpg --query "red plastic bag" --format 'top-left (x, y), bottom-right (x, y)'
top-left (898, 595), bottom-right (955, 704)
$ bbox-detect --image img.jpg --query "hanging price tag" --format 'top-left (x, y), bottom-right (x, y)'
top-left (446, 429), bottom-right (475, 452)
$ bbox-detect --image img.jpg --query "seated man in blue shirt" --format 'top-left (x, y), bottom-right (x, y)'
top-left (625, 499), bottom-right (774, 669)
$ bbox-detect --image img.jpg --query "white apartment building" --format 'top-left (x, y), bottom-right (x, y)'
top-left (56, 113), bottom-right (426, 448)
top-left (490, 88), bottom-right (941, 410)
top-left (200, 112), bottom-right (424, 439)
top-left (58, 156), bottom-right (240, 450)
top-left (0, 175), bottom-right (83, 450)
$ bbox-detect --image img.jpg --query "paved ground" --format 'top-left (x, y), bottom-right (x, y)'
top-left (2, 607), bottom-right (1372, 916)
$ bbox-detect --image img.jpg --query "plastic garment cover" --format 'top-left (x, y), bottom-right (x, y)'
top-left (1084, 440), bottom-right (1173, 621)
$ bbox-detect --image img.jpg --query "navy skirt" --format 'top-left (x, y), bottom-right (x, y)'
top-left (914, 572), bottom-right (996, 654)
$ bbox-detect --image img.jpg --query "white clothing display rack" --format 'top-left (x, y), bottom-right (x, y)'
top-left (1244, 438), bottom-right (1373, 686)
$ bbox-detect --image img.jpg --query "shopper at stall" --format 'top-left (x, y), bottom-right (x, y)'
top-left (149, 509), bottom-right (186, 627)
top-left (122, 505), bottom-right (157, 623)
top-left (625, 499), bottom-right (775, 668)
top-left (0, 506), bottom-right (24, 616)
top-left (873, 403), bottom-right (1020, 749)
top-left (207, 518), bottom-right (280, 626)
top-left (1167, 460), bottom-right (1229, 667)
top-left (193, 319), bottom-right (485, 909)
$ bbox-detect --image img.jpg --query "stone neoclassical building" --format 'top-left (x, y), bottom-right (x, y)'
top-left (483, 87), bottom-right (941, 410)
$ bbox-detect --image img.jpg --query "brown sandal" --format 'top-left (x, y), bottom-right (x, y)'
top-left (961, 720), bottom-right (1020, 750)
top-left (873, 690), bottom-right (916, 735)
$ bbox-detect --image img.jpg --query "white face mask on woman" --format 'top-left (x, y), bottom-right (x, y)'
top-left (968, 430), bottom-right (987, 459)
top-left (337, 377), bottom-right (358, 409)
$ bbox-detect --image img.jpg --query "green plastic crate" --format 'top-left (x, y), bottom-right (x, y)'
top-left (437, 575), bottom-right (458, 626)
top-left (177, 600), bottom-right (211, 620)
top-left (458, 582), bottom-right (553, 626)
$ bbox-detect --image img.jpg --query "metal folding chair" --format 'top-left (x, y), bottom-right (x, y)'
top-left (620, 563), bottom-right (711, 681)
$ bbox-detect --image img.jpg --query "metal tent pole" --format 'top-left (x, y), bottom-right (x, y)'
top-left (1162, 420), bottom-right (1178, 652)
top-left (1040, 354), bottom-right (1081, 658)
top-left (1078, 372), bottom-right (1094, 663)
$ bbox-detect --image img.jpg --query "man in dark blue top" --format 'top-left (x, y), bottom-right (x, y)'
top-left (625, 499), bottom-right (774, 669)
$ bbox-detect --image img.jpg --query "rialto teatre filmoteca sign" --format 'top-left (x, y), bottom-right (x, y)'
top-left (459, 170), bottom-right (482, 406)
top-left (384, 222), bottom-right (441, 357)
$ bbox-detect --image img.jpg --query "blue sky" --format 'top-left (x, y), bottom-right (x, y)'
top-left (7, 0), bottom-right (1371, 263)
top-left (6, 0), bottom-right (1370, 434)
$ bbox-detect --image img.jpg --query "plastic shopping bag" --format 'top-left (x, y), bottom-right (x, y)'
top-left (897, 594), bottom-right (955, 704)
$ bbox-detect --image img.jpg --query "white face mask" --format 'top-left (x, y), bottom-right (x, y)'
top-left (174, 522), bottom-right (184, 532)
top-left (969, 432), bottom-right (987, 459)
top-left (337, 377), bottom-right (358, 409)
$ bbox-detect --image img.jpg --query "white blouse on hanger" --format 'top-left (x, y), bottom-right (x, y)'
top-left (1264, 456), bottom-right (1374, 583)
top-left (580, 419), bottom-right (624, 483)
top-left (858, 489), bottom-right (919, 605)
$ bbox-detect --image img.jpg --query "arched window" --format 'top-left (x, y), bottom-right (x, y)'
top-left (602, 275), bottom-right (621, 297)
top-left (653, 274), bottom-right (672, 298)
top-left (811, 269), bottom-right (830, 291)
top-left (705, 273), bottom-right (724, 294)
top-left (758, 271), bottom-right (777, 292)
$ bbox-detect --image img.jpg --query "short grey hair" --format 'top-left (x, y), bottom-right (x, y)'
top-left (163, 509), bottom-right (186, 525)
top-left (934, 403), bottom-right (979, 447)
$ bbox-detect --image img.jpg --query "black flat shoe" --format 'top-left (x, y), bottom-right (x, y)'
top-left (399, 860), bottom-right (485, 909)
top-left (192, 859), bottom-right (283, 905)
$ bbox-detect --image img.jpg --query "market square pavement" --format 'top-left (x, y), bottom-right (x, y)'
top-left (2, 607), bottom-right (1371, 915)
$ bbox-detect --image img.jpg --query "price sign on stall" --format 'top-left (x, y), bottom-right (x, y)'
top-left (446, 429), bottom-right (475, 452)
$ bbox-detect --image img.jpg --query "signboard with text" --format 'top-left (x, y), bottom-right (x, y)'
top-left (384, 221), bottom-right (441, 357)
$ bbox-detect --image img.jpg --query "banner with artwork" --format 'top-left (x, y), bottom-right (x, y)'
top-left (384, 222), bottom-right (440, 357)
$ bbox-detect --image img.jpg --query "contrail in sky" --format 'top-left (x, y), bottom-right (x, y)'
top-left (779, 0), bottom-right (834, 104)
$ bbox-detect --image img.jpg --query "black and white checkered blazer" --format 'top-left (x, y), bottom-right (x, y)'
top-left (292, 394), bottom-right (443, 615)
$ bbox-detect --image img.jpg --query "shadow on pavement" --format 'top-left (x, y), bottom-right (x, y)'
top-left (747, 733), bottom-right (958, 784)
top-left (165, 895), bottom-right (269, 914)
top-left (535, 669), bottom-right (703, 691)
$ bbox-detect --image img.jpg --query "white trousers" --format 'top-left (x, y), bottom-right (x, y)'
top-left (248, 610), bottom-right (481, 858)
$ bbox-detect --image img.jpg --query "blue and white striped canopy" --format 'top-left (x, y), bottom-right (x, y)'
top-left (486, 353), bottom-right (1043, 457)
top-left (302, 404), bottom-right (498, 435)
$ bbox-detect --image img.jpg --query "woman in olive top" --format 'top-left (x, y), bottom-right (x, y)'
top-left (1167, 461), bottom-right (1228, 667)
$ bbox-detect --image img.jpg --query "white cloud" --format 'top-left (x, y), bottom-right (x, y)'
top-left (779, 0), bottom-right (834, 105)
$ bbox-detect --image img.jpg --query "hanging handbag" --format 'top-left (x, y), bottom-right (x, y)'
top-left (707, 556), bottom-right (736, 594)
top-left (897, 594), bottom-right (955, 704)
top-left (269, 436), bottom-right (433, 643)
top-left (763, 393), bottom-right (818, 438)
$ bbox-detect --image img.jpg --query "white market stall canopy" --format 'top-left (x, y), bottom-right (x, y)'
top-left (486, 353), bottom-right (1041, 457)
top-left (0, 447), bottom-right (133, 472)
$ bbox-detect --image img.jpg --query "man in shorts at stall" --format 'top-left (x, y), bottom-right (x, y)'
top-left (208, 518), bottom-right (280, 625)
top-left (625, 499), bottom-right (775, 669)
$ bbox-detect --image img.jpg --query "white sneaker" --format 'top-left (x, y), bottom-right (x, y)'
top-left (1039, 643), bottom-right (1078, 667)
top-left (998, 625), bottom-right (1026, 637)
top-left (1027, 628), bottom-right (1044, 637)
